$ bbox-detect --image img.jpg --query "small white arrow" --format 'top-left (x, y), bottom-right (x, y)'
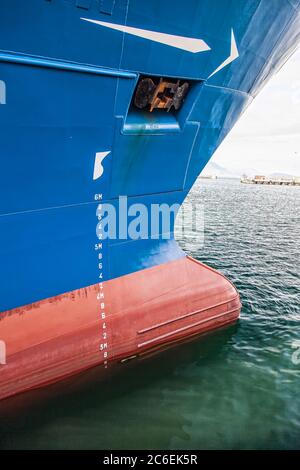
top-left (208, 29), bottom-right (239, 79)
top-left (81, 18), bottom-right (211, 54)
top-left (93, 151), bottom-right (110, 180)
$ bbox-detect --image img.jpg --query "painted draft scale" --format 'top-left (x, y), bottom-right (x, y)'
top-left (0, 0), bottom-right (299, 401)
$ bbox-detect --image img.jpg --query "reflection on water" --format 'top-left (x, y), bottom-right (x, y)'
top-left (0, 179), bottom-right (299, 449)
top-left (0, 326), bottom-right (237, 449)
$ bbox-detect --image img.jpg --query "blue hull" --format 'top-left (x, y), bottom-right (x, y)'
top-left (0, 0), bottom-right (299, 311)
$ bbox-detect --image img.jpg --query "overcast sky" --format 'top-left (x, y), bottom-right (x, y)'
top-left (212, 48), bottom-right (300, 176)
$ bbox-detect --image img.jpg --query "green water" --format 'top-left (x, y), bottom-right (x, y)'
top-left (0, 178), bottom-right (299, 449)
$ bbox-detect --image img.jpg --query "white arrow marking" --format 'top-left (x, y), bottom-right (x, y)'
top-left (93, 151), bottom-right (110, 180)
top-left (208, 29), bottom-right (239, 79)
top-left (81, 18), bottom-right (211, 54)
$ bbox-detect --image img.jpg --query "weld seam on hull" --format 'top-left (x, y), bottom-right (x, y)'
top-left (137, 306), bottom-right (241, 348)
top-left (0, 52), bottom-right (136, 78)
top-left (137, 296), bottom-right (239, 334)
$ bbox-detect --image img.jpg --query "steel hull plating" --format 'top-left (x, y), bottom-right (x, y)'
top-left (0, 257), bottom-right (240, 401)
top-left (0, 0), bottom-right (299, 399)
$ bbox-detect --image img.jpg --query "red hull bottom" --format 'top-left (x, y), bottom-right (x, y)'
top-left (0, 257), bottom-right (241, 401)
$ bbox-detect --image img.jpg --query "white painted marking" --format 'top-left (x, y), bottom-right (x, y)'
top-left (93, 151), bottom-right (110, 180)
top-left (0, 80), bottom-right (6, 105)
top-left (81, 18), bottom-right (211, 53)
top-left (208, 29), bottom-right (239, 79)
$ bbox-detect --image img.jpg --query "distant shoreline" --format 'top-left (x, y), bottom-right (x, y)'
top-left (199, 175), bottom-right (240, 180)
